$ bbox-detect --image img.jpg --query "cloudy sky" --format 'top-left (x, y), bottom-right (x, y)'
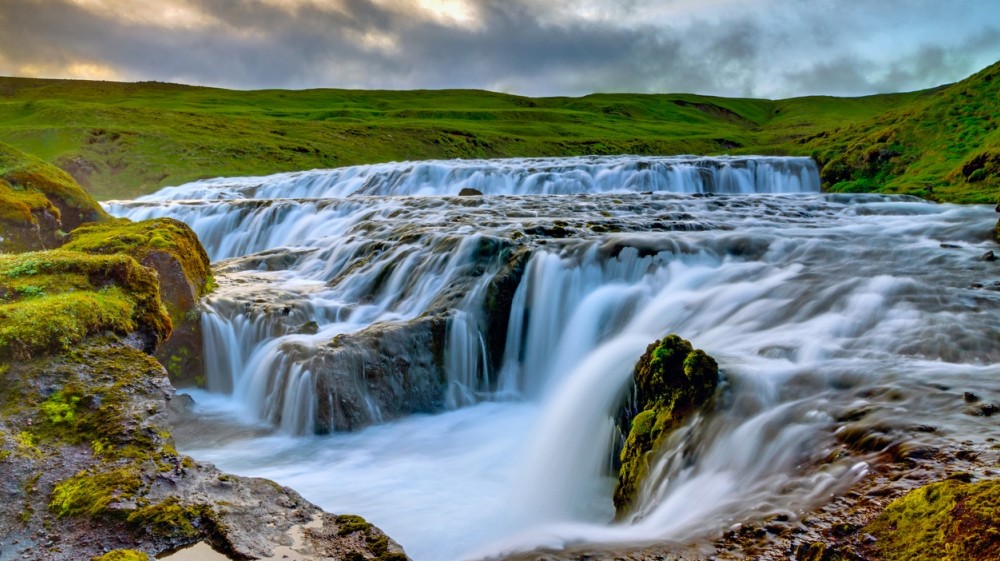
top-left (1, 0), bottom-right (999, 98)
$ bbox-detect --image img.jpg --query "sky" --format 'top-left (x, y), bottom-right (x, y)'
top-left (1, 0), bottom-right (999, 98)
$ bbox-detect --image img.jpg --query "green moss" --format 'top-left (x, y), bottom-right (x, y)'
top-left (92, 551), bottom-right (151, 561)
top-left (63, 217), bottom-right (213, 302)
top-left (40, 390), bottom-right (81, 424)
top-left (0, 142), bottom-right (107, 238)
top-left (336, 514), bottom-right (373, 536)
top-left (127, 497), bottom-right (206, 539)
top-left (50, 466), bottom-right (143, 518)
top-left (614, 335), bottom-right (719, 514)
top-left (865, 478), bottom-right (1000, 561)
top-left (0, 250), bottom-right (171, 359)
top-left (0, 288), bottom-right (135, 358)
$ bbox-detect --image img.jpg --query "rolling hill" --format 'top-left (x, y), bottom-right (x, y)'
top-left (0, 60), bottom-right (996, 203)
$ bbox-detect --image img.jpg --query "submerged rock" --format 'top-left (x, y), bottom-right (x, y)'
top-left (613, 335), bottom-right (720, 515)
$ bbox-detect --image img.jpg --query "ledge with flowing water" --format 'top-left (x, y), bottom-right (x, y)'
top-left (127, 155), bottom-right (821, 202)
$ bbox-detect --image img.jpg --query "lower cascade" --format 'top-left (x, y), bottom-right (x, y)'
top-left (109, 156), bottom-right (1000, 561)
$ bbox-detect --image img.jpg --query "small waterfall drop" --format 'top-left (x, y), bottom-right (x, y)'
top-left (109, 156), bottom-right (1000, 561)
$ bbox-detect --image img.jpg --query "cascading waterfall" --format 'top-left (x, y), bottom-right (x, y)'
top-left (109, 156), bottom-right (1000, 561)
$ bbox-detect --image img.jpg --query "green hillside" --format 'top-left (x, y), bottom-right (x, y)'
top-left (0, 60), bottom-right (996, 202)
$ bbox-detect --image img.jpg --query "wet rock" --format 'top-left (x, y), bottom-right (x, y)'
top-left (967, 402), bottom-right (999, 417)
top-left (458, 187), bottom-right (484, 196)
top-left (979, 250), bottom-right (996, 262)
top-left (964, 391), bottom-right (981, 403)
top-left (613, 335), bottom-right (720, 515)
top-left (290, 315), bottom-right (449, 432)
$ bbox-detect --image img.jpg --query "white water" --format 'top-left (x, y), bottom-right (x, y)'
top-left (110, 156), bottom-right (1000, 561)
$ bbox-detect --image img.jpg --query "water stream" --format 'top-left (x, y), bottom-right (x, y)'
top-left (108, 156), bottom-right (1000, 561)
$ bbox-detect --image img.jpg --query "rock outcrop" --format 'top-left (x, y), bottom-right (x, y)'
top-left (289, 315), bottom-right (449, 432)
top-left (61, 217), bottom-right (214, 387)
top-left (614, 335), bottom-right (720, 515)
top-left (0, 142), bottom-right (108, 252)
top-left (0, 155), bottom-right (408, 559)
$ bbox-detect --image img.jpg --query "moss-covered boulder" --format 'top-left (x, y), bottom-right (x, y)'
top-left (864, 478), bottom-right (1000, 561)
top-left (0, 250), bottom-right (172, 358)
top-left (0, 142), bottom-right (108, 252)
top-left (62, 217), bottom-right (214, 386)
top-left (614, 334), bottom-right (720, 515)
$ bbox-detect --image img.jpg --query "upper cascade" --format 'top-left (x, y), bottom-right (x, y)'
top-left (134, 155), bottom-right (821, 201)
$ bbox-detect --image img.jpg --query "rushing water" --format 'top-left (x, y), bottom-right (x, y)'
top-left (108, 156), bottom-right (1000, 561)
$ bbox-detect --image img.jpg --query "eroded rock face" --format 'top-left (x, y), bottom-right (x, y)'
top-left (613, 335), bottom-right (720, 515)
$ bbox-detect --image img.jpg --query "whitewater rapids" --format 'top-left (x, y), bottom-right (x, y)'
top-left (108, 156), bottom-right (1000, 561)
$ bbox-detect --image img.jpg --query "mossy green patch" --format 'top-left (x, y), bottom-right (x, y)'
top-left (614, 335), bottom-right (719, 514)
top-left (63, 217), bottom-right (213, 304)
top-left (0, 142), bottom-right (107, 251)
top-left (865, 478), bottom-right (1000, 561)
top-left (0, 251), bottom-right (171, 359)
top-left (92, 551), bottom-right (151, 561)
top-left (50, 466), bottom-right (143, 518)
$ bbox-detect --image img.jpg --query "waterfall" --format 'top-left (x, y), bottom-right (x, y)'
top-left (112, 155), bottom-right (819, 204)
top-left (108, 156), bottom-right (1000, 561)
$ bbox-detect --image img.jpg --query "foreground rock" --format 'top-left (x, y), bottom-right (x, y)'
top-left (0, 341), bottom-right (406, 561)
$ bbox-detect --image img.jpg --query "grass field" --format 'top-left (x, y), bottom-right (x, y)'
top-left (0, 60), bottom-right (996, 202)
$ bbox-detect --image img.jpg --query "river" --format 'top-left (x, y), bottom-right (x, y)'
top-left (107, 155), bottom-right (1000, 561)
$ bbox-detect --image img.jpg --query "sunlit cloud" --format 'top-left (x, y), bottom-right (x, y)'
top-left (64, 0), bottom-right (218, 29)
top-left (17, 60), bottom-right (126, 81)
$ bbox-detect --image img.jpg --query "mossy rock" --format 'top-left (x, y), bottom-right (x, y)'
top-left (0, 250), bottom-right (172, 358)
top-left (865, 478), bottom-right (1000, 561)
top-left (62, 217), bottom-right (213, 315)
top-left (614, 334), bottom-right (719, 515)
top-left (0, 142), bottom-right (108, 252)
top-left (62, 217), bottom-right (214, 385)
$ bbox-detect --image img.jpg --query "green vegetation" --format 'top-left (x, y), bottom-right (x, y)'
top-left (0, 60), bottom-right (996, 203)
top-left (0, 142), bottom-right (108, 251)
top-left (63, 217), bottom-right (214, 319)
top-left (0, 250), bottom-right (171, 359)
top-left (92, 551), bottom-right (151, 561)
top-left (865, 478), bottom-right (1000, 561)
top-left (615, 335), bottom-right (719, 514)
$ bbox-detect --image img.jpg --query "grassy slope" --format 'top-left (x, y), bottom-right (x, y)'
top-left (0, 61), bottom-right (996, 202)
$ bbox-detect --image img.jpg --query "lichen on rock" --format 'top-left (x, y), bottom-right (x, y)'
top-left (614, 334), bottom-right (720, 515)
top-left (863, 477), bottom-right (1000, 561)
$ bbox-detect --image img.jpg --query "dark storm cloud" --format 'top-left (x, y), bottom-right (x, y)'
top-left (0, 0), bottom-right (998, 97)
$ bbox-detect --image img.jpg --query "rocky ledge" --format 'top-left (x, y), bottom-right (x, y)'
top-left (0, 142), bottom-right (407, 560)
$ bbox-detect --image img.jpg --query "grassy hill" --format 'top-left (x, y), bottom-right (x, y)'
top-left (0, 60), bottom-right (996, 202)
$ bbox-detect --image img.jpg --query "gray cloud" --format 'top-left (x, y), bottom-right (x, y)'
top-left (0, 0), bottom-right (998, 97)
